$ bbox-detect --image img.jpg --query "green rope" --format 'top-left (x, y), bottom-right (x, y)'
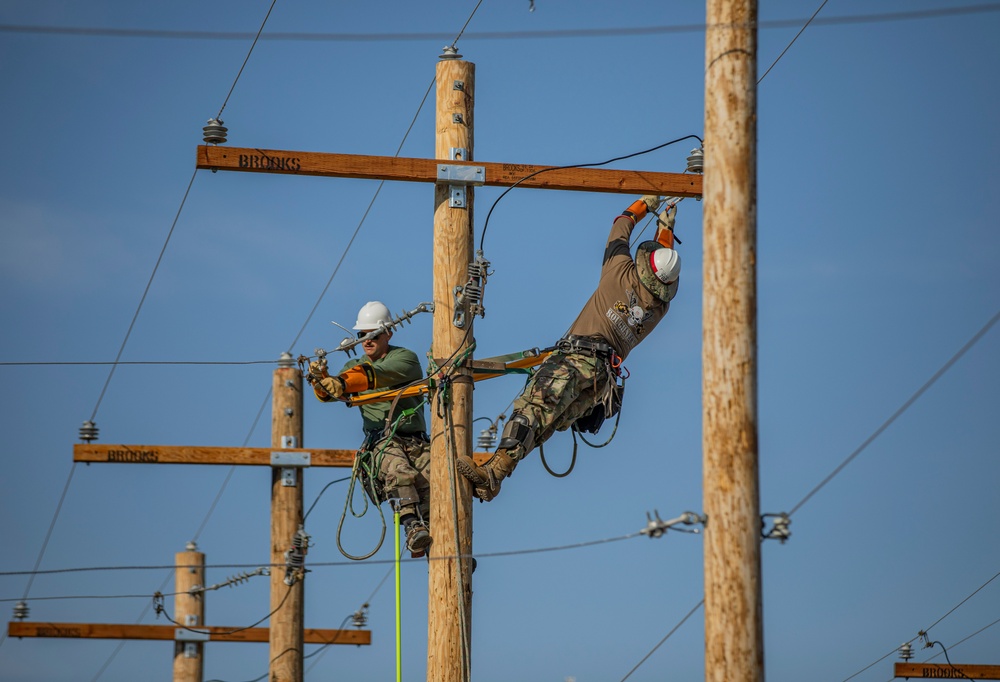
top-left (334, 401), bottom-right (427, 561)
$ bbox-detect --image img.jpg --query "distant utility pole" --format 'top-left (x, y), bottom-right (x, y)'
top-left (702, 0), bottom-right (763, 681)
top-left (427, 50), bottom-right (476, 682)
top-left (174, 544), bottom-right (205, 682)
top-left (270, 353), bottom-right (305, 682)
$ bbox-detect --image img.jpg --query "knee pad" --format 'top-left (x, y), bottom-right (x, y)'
top-left (498, 412), bottom-right (535, 460)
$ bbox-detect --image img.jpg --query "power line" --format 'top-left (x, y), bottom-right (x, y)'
top-left (3, 5), bottom-right (999, 42)
top-left (789, 307), bottom-right (1000, 516)
top-left (619, 598), bottom-right (705, 681)
top-left (758, 0), bottom-right (828, 84)
top-left (0, 528), bottom-right (649, 578)
top-left (216, 0), bottom-right (277, 120)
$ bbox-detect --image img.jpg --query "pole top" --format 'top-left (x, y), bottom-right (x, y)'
top-left (439, 45), bottom-right (463, 60)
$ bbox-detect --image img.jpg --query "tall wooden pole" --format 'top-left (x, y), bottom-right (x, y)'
top-left (702, 1), bottom-right (763, 681)
top-left (173, 543), bottom-right (205, 682)
top-left (428, 50), bottom-right (475, 682)
top-left (270, 352), bottom-right (305, 682)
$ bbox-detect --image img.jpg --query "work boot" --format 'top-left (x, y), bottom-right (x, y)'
top-left (405, 520), bottom-right (432, 558)
top-left (455, 450), bottom-right (518, 502)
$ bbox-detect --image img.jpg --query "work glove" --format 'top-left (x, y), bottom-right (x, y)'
top-left (641, 195), bottom-right (665, 213)
top-left (656, 204), bottom-right (677, 231)
top-left (307, 360), bottom-right (327, 380)
top-left (317, 376), bottom-right (344, 399)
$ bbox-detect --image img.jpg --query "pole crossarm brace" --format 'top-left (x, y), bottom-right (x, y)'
top-left (73, 444), bottom-right (354, 467)
top-left (195, 146), bottom-right (703, 197)
top-left (7, 621), bottom-right (370, 645)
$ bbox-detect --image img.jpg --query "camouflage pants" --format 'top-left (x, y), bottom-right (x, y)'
top-left (370, 433), bottom-right (431, 521)
top-left (510, 352), bottom-right (614, 457)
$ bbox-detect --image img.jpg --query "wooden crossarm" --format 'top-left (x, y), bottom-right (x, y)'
top-left (196, 146), bottom-right (703, 197)
top-left (7, 621), bottom-right (370, 645)
top-left (73, 444), bottom-right (354, 467)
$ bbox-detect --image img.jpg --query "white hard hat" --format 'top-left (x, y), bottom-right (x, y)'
top-left (649, 248), bottom-right (681, 284)
top-left (353, 301), bottom-right (392, 330)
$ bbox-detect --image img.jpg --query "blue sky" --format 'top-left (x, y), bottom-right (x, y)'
top-left (1, 1), bottom-right (998, 681)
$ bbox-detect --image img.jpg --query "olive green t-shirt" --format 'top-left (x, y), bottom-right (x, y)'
top-left (340, 345), bottom-right (427, 435)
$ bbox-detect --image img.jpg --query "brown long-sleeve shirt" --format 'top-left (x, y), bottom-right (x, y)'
top-left (565, 214), bottom-right (670, 361)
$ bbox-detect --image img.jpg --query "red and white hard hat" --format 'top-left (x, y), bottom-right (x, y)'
top-left (649, 247), bottom-right (681, 284)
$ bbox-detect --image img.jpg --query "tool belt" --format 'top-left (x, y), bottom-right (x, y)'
top-left (556, 335), bottom-right (618, 360)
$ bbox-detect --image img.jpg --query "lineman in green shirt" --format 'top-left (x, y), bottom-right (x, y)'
top-left (310, 301), bottom-right (432, 558)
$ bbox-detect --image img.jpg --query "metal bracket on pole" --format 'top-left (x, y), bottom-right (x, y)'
top-left (274, 436), bottom-right (306, 487)
top-left (175, 628), bottom-right (210, 642)
top-left (437, 148), bottom-right (484, 209)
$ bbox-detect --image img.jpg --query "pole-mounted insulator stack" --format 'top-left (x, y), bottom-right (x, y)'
top-left (79, 420), bottom-right (99, 443)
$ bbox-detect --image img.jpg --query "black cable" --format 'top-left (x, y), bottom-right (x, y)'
top-left (758, 0), bottom-right (829, 84)
top-left (303, 476), bottom-right (352, 521)
top-left (6, 6), bottom-right (999, 41)
top-left (478, 134), bottom-right (703, 251)
top-left (789, 308), bottom-right (1000, 516)
top-left (619, 598), bottom-right (705, 681)
top-left (215, 0), bottom-right (277, 120)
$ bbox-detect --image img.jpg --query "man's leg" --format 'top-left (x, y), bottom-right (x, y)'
top-left (380, 441), bottom-right (432, 556)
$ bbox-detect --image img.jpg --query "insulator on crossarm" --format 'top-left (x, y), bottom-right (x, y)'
top-left (686, 147), bottom-right (704, 174)
top-left (79, 420), bottom-right (99, 443)
top-left (899, 642), bottom-right (914, 661)
top-left (477, 425), bottom-right (497, 450)
top-left (203, 118), bottom-right (228, 145)
top-left (13, 601), bottom-right (29, 620)
top-left (352, 603), bottom-right (369, 629)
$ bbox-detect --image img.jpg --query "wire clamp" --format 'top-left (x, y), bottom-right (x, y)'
top-left (640, 510), bottom-right (706, 538)
top-left (761, 512), bottom-right (791, 543)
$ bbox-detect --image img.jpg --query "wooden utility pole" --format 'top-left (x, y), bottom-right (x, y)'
top-left (270, 352), bottom-right (305, 682)
top-left (702, 1), bottom-right (763, 681)
top-left (427, 50), bottom-right (475, 682)
top-left (174, 543), bottom-right (206, 682)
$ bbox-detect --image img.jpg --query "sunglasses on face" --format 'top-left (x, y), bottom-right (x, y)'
top-left (357, 331), bottom-right (384, 341)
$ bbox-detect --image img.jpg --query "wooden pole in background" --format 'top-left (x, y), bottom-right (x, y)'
top-left (173, 543), bottom-right (205, 682)
top-left (427, 50), bottom-right (475, 682)
top-left (270, 352), bottom-right (305, 682)
top-left (702, 1), bottom-right (763, 681)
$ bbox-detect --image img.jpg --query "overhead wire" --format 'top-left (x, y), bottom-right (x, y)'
top-left (5, 5), bottom-right (1000, 41)
top-left (788, 307), bottom-right (1000, 517)
top-left (618, 598), bottom-right (705, 682)
top-left (0, 526), bottom-right (652, 578)
top-left (758, 0), bottom-right (828, 83)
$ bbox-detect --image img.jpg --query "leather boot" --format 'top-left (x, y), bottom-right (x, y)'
top-left (404, 520), bottom-right (432, 558)
top-left (456, 450), bottom-right (518, 502)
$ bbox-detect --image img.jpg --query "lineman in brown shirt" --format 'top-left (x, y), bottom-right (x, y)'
top-left (456, 195), bottom-right (681, 501)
